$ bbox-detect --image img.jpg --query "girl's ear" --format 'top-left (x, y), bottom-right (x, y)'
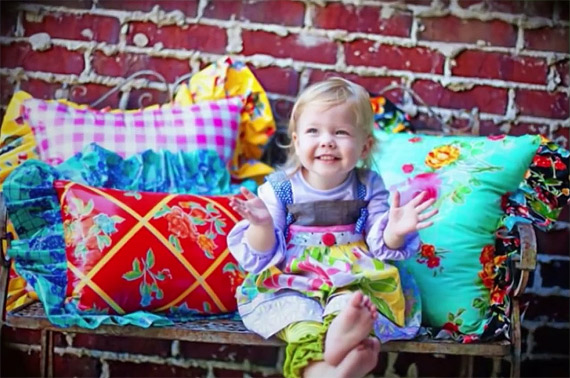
top-left (360, 135), bottom-right (374, 159)
top-left (292, 131), bottom-right (299, 151)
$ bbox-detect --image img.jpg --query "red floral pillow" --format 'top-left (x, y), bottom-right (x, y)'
top-left (55, 180), bottom-right (245, 315)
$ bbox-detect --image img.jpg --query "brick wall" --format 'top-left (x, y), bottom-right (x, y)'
top-left (0, 0), bottom-right (568, 377)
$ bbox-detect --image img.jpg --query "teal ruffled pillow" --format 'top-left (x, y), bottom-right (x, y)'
top-left (3, 144), bottom-right (255, 329)
top-left (372, 132), bottom-right (540, 335)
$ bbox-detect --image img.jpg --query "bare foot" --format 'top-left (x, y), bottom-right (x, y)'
top-left (336, 337), bottom-right (381, 378)
top-left (303, 338), bottom-right (380, 378)
top-left (324, 291), bottom-right (377, 366)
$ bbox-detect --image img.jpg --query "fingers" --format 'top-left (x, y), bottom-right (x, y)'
top-left (391, 190), bottom-right (401, 208)
top-left (240, 186), bottom-right (257, 200)
top-left (415, 197), bottom-right (435, 212)
top-left (418, 208), bottom-right (438, 222)
top-left (408, 191), bottom-right (427, 207)
top-left (416, 220), bottom-right (434, 230)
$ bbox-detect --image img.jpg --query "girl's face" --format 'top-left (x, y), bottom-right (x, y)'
top-left (293, 102), bottom-right (372, 190)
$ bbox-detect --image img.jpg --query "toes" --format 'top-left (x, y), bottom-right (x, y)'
top-left (350, 291), bottom-right (364, 307)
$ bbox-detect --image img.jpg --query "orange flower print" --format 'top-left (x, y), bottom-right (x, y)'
top-left (197, 234), bottom-right (217, 256)
top-left (417, 243), bottom-right (447, 275)
top-left (166, 207), bottom-right (197, 240)
top-left (479, 245), bottom-right (494, 265)
top-left (425, 145), bottom-right (460, 169)
top-left (490, 286), bottom-right (507, 304)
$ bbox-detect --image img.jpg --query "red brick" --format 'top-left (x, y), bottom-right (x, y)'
top-left (242, 30), bottom-right (337, 64)
top-left (525, 27), bottom-right (569, 53)
top-left (475, 120), bottom-right (503, 136)
top-left (0, 76), bottom-right (16, 105)
top-left (503, 122), bottom-right (550, 138)
top-left (312, 3), bottom-right (412, 37)
top-left (0, 42), bottom-right (85, 75)
top-left (179, 341), bottom-right (279, 366)
top-left (1, 2), bottom-right (20, 37)
top-left (409, 112), bottom-right (484, 134)
top-left (2, 326), bottom-right (42, 344)
top-left (540, 260), bottom-right (569, 289)
top-left (97, 0), bottom-right (198, 15)
top-left (70, 333), bottom-right (172, 356)
top-left (249, 66), bottom-right (299, 96)
top-left (92, 51), bottom-right (190, 83)
top-left (522, 0), bottom-right (555, 19)
top-left (269, 98), bottom-right (295, 128)
top-left (412, 80), bottom-right (508, 114)
top-left (0, 345), bottom-right (41, 377)
top-left (521, 358), bottom-right (570, 377)
top-left (204, 0), bottom-right (305, 26)
top-left (53, 354), bottom-right (101, 377)
top-left (307, 69), bottom-right (405, 103)
top-left (127, 87), bottom-right (170, 109)
top-left (390, 352), bottom-right (463, 377)
top-left (23, 12), bottom-right (120, 43)
top-left (521, 294), bottom-right (569, 322)
top-left (458, 0), bottom-right (523, 13)
top-left (126, 22), bottom-right (226, 53)
top-left (452, 51), bottom-right (548, 85)
top-left (560, 0), bottom-right (569, 21)
top-left (107, 360), bottom-right (208, 377)
top-left (419, 15), bottom-right (517, 47)
top-left (346, 40), bottom-right (444, 74)
top-left (533, 326), bottom-right (570, 354)
top-left (516, 89), bottom-right (569, 119)
top-left (555, 60), bottom-right (569, 87)
top-left (19, 78), bottom-right (63, 100)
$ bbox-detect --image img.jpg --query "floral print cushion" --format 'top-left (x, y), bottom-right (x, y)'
top-left (372, 131), bottom-right (541, 336)
top-left (56, 180), bottom-right (245, 315)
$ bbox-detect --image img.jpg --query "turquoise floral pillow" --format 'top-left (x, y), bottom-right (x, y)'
top-left (372, 132), bottom-right (540, 335)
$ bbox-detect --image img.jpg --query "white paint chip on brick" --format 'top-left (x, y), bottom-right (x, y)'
top-left (133, 33), bottom-right (149, 47)
top-left (29, 32), bottom-right (52, 51)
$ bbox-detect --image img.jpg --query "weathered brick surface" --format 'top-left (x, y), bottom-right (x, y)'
top-left (539, 260), bottom-right (569, 289)
top-left (204, 0), bottom-right (305, 26)
top-left (0, 43), bottom-right (85, 75)
top-left (524, 26), bottom-right (569, 53)
top-left (452, 51), bottom-right (548, 85)
top-left (19, 78), bottom-right (64, 100)
top-left (346, 41), bottom-right (445, 74)
top-left (521, 295), bottom-right (569, 322)
top-left (535, 228), bottom-right (570, 256)
top-left (0, 2), bottom-right (20, 37)
top-left (533, 327), bottom-right (570, 354)
top-left (53, 354), bottom-right (101, 377)
top-left (521, 358), bottom-right (570, 377)
top-left (249, 66), bottom-right (300, 96)
top-left (412, 80), bottom-right (508, 114)
top-left (67, 83), bottom-right (120, 109)
top-left (515, 89), bottom-right (569, 119)
top-left (555, 60), bottom-right (569, 87)
top-left (92, 51), bottom-right (190, 83)
top-left (21, 0), bottom-right (93, 9)
top-left (97, 0), bottom-right (198, 15)
top-left (418, 15), bottom-right (517, 47)
top-left (179, 341), bottom-right (279, 366)
top-left (312, 3), bottom-right (413, 37)
top-left (23, 12), bottom-right (121, 43)
top-left (70, 333), bottom-right (172, 357)
top-left (242, 30), bottom-right (337, 64)
top-left (0, 75), bottom-right (16, 105)
top-left (2, 326), bottom-right (42, 344)
top-left (126, 22), bottom-right (227, 53)
top-left (106, 360), bottom-right (209, 377)
top-left (0, 345), bottom-right (41, 377)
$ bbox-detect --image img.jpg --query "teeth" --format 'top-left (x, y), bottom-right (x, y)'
top-left (319, 156), bottom-right (335, 160)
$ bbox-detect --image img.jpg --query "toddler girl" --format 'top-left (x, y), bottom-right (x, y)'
top-left (228, 77), bottom-right (437, 378)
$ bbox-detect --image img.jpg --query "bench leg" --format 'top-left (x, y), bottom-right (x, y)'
top-left (40, 329), bottom-right (54, 378)
top-left (459, 355), bottom-right (474, 377)
top-left (510, 298), bottom-right (521, 378)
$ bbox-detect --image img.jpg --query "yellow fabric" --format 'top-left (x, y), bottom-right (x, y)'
top-left (174, 57), bottom-right (275, 182)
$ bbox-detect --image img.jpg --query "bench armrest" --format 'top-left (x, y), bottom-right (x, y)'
top-left (511, 222), bottom-right (537, 297)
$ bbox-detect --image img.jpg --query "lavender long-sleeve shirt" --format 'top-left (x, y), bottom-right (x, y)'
top-left (227, 169), bottom-right (420, 274)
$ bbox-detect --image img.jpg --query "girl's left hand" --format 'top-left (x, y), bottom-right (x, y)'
top-left (386, 190), bottom-right (438, 238)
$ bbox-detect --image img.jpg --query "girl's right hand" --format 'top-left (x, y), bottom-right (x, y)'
top-left (229, 187), bottom-right (273, 226)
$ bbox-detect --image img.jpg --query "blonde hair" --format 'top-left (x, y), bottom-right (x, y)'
top-left (281, 77), bottom-right (377, 174)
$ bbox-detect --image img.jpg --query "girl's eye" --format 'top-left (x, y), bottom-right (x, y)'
top-left (306, 128), bottom-right (318, 134)
top-left (336, 130), bottom-right (349, 135)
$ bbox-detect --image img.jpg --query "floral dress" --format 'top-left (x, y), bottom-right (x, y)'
top-left (227, 169), bottom-right (422, 342)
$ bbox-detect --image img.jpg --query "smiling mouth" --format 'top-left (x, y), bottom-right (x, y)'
top-left (316, 155), bottom-right (340, 161)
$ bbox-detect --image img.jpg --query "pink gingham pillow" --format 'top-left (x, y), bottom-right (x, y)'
top-left (21, 97), bottom-right (244, 166)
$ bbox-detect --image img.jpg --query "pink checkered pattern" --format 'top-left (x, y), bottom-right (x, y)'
top-left (21, 97), bottom-right (244, 166)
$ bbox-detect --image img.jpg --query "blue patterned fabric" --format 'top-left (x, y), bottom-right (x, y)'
top-left (3, 143), bottom-right (254, 328)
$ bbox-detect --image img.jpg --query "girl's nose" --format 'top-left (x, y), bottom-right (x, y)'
top-left (320, 136), bottom-right (335, 148)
